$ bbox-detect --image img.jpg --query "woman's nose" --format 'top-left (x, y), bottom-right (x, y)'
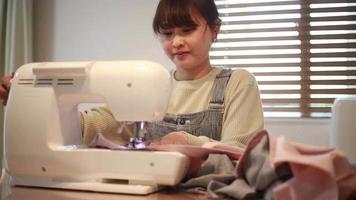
top-left (172, 35), bottom-right (184, 48)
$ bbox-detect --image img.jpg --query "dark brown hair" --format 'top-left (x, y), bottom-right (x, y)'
top-left (152, 0), bottom-right (221, 34)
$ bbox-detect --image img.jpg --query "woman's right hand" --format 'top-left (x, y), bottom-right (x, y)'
top-left (0, 73), bottom-right (14, 105)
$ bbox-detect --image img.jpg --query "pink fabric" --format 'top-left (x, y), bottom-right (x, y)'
top-left (149, 142), bottom-right (244, 160)
top-left (270, 134), bottom-right (356, 200)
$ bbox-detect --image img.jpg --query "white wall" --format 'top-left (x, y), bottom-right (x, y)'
top-left (34, 0), bottom-right (173, 69)
top-left (33, 0), bottom-right (332, 147)
top-left (265, 118), bottom-right (330, 147)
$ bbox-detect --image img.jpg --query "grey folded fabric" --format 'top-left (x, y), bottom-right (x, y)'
top-left (176, 133), bottom-right (293, 200)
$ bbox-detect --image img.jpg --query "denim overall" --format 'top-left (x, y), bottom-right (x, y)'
top-left (145, 69), bottom-right (233, 141)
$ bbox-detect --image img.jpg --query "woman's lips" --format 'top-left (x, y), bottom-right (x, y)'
top-left (174, 52), bottom-right (189, 60)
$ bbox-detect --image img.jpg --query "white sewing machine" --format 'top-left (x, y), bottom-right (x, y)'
top-left (3, 61), bottom-right (189, 194)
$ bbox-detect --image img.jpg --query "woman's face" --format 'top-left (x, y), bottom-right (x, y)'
top-left (158, 13), bottom-right (219, 73)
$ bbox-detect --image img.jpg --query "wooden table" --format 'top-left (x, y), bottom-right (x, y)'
top-left (3, 186), bottom-right (207, 200)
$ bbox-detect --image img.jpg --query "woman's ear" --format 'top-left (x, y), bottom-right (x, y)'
top-left (211, 24), bottom-right (221, 42)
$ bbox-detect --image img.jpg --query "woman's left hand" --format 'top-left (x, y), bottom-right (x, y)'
top-left (150, 131), bottom-right (189, 145)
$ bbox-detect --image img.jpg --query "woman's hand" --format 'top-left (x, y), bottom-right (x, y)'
top-left (0, 73), bottom-right (14, 105)
top-left (150, 131), bottom-right (189, 145)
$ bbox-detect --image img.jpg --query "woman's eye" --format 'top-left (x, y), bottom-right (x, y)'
top-left (161, 31), bottom-right (172, 37)
top-left (182, 27), bottom-right (195, 33)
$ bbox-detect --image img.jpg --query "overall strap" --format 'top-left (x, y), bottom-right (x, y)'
top-left (209, 68), bottom-right (233, 109)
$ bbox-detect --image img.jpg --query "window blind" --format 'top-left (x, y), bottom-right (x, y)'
top-left (212, 0), bottom-right (356, 118)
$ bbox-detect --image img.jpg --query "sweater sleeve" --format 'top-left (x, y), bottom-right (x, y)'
top-left (80, 107), bottom-right (133, 145)
top-left (220, 69), bottom-right (264, 148)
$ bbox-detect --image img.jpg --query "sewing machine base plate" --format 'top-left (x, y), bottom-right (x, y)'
top-left (10, 175), bottom-right (162, 195)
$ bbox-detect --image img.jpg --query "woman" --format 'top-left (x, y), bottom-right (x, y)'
top-left (0, 0), bottom-right (264, 148)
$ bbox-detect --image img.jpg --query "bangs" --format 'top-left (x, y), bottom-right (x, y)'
top-left (153, 1), bottom-right (198, 34)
